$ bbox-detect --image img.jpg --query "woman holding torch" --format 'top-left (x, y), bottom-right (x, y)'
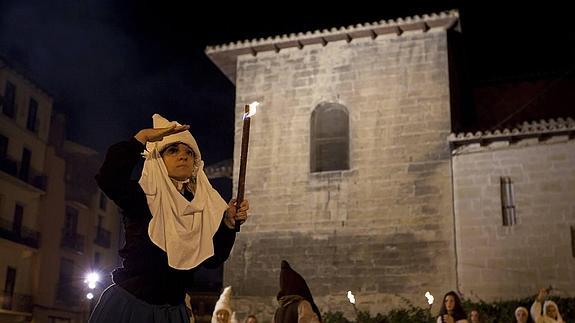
top-left (90, 114), bottom-right (249, 323)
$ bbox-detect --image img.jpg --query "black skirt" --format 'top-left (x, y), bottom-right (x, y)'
top-left (89, 284), bottom-right (189, 323)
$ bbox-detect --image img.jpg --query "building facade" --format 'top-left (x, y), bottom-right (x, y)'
top-left (0, 57), bottom-right (122, 323)
top-left (0, 57), bottom-right (53, 323)
top-left (207, 11), bottom-right (461, 319)
top-left (450, 120), bottom-right (575, 300)
top-left (206, 10), bottom-right (574, 321)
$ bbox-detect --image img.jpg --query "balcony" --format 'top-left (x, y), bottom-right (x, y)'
top-left (0, 156), bottom-right (47, 191)
top-left (0, 218), bottom-right (40, 248)
top-left (60, 229), bottom-right (85, 253)
top-left (94, 227), bottom-right (111, 248)
top-left (0, 291), bottom-right (33, 313)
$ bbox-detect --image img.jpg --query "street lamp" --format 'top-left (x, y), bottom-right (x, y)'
top-left (84, 272), bottom-right (100, 288)
top-left (84, 271), bottom-right (100, 313)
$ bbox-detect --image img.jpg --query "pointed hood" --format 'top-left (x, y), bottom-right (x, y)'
top-left (212, 286), bottom-right (233, 323)
top-left (277, 260), bottom-right (321, 321)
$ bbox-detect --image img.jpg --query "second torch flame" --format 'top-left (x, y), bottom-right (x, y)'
top-left (425, 291), bottom-right (434, 305)
top-left (347, 291), bottom-right (356, 304)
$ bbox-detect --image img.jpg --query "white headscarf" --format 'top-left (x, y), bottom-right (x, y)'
top-left (543, 300), bottom-right (564, 323)
top-left (139, 114), bottom-right (228, 270)
top-left (515, 306), bottom-right (528, 323)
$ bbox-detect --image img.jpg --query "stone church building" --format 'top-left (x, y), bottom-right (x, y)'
top-left (206, 10), bottom-right (574, 320)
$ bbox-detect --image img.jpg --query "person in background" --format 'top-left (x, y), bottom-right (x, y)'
top-left (515, 306), bottom-right (531, 323)
top-left (245, 314), bottom-right (258, 323)
top-left (90, 114), bottom-right (249, 323)
top-left (530, 288), bottom-right (564, 323)
top-left (212, 286), bottom-right (234, 323)
top-left (273, 260), bottom-right (321, 323)
top-left (436, 291), bottom-right (468, 323)
top-left (468, 309), bottom-right (485, 323)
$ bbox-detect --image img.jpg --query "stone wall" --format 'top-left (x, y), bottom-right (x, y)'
top-left (226, 29), bottom-right (457, 321)
top-left (453, 138), bottom-right (575, 300)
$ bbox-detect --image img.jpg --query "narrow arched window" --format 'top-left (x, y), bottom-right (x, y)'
top-left (310, 102), bottom-right (349, 172)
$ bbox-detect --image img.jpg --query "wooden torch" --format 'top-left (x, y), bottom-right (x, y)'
top-left (235, 101), bottom-right (258, 232)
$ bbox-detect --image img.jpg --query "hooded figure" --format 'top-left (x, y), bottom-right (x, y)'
top-left (90, 114), bottom-right (248, 323)
top-left (273, 260), bottom-right (321, 323)
top-left (212, 286), bottom-right (235, 323)
top-left (531, 299), bottom-right (564, 323)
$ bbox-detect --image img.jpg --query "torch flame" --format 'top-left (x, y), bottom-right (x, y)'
top-left (347, 291), bottom-right (356, 304)
top-left (425, 291), bottom-right (434, 305)
top-left (243, 101), bottom-right (259, 120)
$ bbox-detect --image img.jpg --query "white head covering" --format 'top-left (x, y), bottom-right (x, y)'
top-left (212, 286), bottom-right (233, 323)
top-left (543, 300), bottom-right (564, 323)
top-left (139, 114), bottom-right (228, 270)
top-left (515, 306), bottom-right (528, 322)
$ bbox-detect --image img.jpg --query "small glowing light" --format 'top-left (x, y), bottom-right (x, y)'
top-left (88, 282), bottom-right (96, 289)
top-left (85, 272), bottom-right (100, 285)
top-left (243, 101), bottom-right (259, 119)
top-left (86, 293), bottom-right (94, 300)
top-left (425, 291), bottom-right (434, 305)
top-left (347, 291), bottom-right (356, 304)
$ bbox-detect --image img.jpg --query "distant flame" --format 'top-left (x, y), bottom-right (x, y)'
top-left (243, 101), bottom-right (259, 119)
top-left (347, 291), bottom-right (356, 304)
top-left (425, 291), bottom-right (434, 305)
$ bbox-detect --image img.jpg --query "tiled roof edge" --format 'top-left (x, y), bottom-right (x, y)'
top-left (206, 10), bottom-right (459, 55)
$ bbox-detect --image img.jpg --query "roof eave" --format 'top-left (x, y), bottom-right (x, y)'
top-left (205, 10), bottom-right (460, 85)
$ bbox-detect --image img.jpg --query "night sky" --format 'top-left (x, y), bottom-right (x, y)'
top-left (0, 1), bottom-right (573, 165)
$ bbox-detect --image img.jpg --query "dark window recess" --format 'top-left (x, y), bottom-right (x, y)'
top-left (56, 258), bottom-right (79, 305)
top-left (64, 207), bottom-right (78, 234)
top-left (94, 252), bottom-right (101, 267)
top-left (2, 82), bottom-right (16, 118)
top-left (94, 216), bottom-right (111, 248)
top-left (571, 225), bottom-right (575, 258)
top-left (99, 192), bottom-right (107, 211)
top-left (61, 207), bottom-right (84, 253)
top-left (19, 149), bottom-right (31, 182)
top-left (26, 98), bottom-right (38, 132)
top-left (500, 177), bottom-right (516, 226)
top-left (0, 134), bottom-right (7, 159)
top-left (13, 204), bottom-right (23, 235)
top-left (310, 103), bottom-right (350, 172)
top-left (2, 266), bottom-right (16, 310)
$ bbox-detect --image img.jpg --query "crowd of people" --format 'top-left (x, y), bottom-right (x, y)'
top-left (208, 269), bottom-right (565, 323)
top-left (209, 260), bottom-right (320, 323)
top-left (437, 288), bottom-right (565, 323)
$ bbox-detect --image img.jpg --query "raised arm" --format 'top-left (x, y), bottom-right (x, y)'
top-left (530, 288), bottom-right (547, 322)
top-left (95, 138), bottom-right (146, 211)
top-left (95, 124), bottom-right (190, 211)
